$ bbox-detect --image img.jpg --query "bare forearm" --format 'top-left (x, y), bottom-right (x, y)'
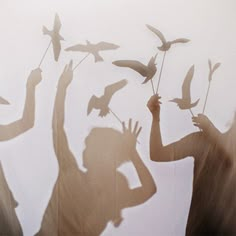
top-left (0, 84), bottom-right (36, 141)
top-left (150, 114), bottom-right (165, 161)
top-left (132, 150), bottom-right (156, 195)
top-left (52, 84), bottom-right (67, 132)
top-left (52, 82), bottom-right (69, 154)
top-left (52, 77), bottom-right (79, 170)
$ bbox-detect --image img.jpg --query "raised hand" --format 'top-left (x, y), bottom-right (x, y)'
top-left (27, 68), bottom-right (42, 87)
top-left (122, 119), bottom-right (142, 149)
top-left (192, 114), bottom-right (212, 131)
top-left (147, 94), bottom-right (161, 118)
top-left (59, 60), bottom-right (74, 87)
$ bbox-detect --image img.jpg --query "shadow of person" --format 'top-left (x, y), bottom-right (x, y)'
top-left (147, 94), bottom-right (236, 236)
top-left (0, 68), bottom-right (42, 236)
top-left (36, 62), bottom-right (157, 236)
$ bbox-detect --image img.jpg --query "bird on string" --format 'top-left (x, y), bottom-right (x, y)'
top-left (202, 59), bottom-right (221, 114)
top-left (146, 24), bottom-right (190, 52)
top-left (146, 24), bottom-right (190, 93)
top-left (65, 40), bottom-right (120, 71)
top-left (87, 79), bottom-right (127, 120)
top-left (112, 54), bottom-right (158, 95)
top-left (169, 65), bottom-right (199, 116)
top-left (38, 13), bottom-right (64, 68)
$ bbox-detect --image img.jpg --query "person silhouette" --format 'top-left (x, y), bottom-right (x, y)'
top-left (0, 68), bottom-right (42, 236)
top-left (147, 94), bottom-right (236, 236)
top-left (35, 62), bottom-right (157, 236)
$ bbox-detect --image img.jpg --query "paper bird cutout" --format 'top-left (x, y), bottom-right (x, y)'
top-left (170, 65), bottom-right (199, 109)
top-left (208, 59), bottom-right (221, 82)
top-left (65, 40), bottom-right (119, 62)
top-left (112, 54), bottom-right (157, 84)
top-left (202, 59), bottom-right (221, 114)
top-left (43, 13), bottom-right (64, 61)
top-left (87, 79), bottom-right (127, 117)
top-left (0, 97), bottom-right (9, 105)
top-left (146, 24), bottom-right (190, 51)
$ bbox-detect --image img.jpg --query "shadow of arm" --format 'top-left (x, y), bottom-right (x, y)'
top-left (150, 115), bottom-right (201, 162)
top-left (150, 116), bottom-right (175, 162)
top-left (0, 76), bottom-right (39, 141)
top-left (120, 150), bottom-right (157, 208)
top-left (52, 70), bottom-right (78, 171)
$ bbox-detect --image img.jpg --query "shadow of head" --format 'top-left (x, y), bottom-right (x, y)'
top-left (83, 127), bottom-right (132, 170)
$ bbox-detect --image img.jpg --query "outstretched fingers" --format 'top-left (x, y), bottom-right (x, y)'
top-left (122, 119), bottom-right (142, 137)
top-left (122, 121), bottom-right (126, 132)
top-left (135, 126), bottom-right (142, 138)
top-left (133, 121), bottom-right (138, 134)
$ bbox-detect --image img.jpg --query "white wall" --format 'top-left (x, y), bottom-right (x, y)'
top-left (0, 0), bottom-right (235, 235)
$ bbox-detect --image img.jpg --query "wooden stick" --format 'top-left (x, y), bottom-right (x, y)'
top-left (150, 79), bottom-right (155, 95)
top-left (202, 81), bottom-right (211, 114)
top-left (73, 53), bottom-right (90, 71)
top-left (38, 41), bottom-right (52, 68)
top-left (189, 108), bottom-right (194, 117)
top-left (109, 108), bottom-right (123, 125)
top-left (156, 51), bottom-right (166, 94)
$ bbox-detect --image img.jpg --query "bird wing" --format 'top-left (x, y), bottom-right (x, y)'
top-left (212, 63), bottom-right (221, 73)
top-left (190, 99), bottom-right (200, 108)
top-left (146, 24), bottom-right (166, 44)
top-left (170, 38), bottom-right (190, 44)
top-left (52, 37), bottom-right (61, 61)
top-left (65, 44), bottom-right (89, 52)
top-left (53, 13), bottom-right (61, 33)
top-left (0, 96), bottom-right (9, 105)
top-left (87, 95), bottom-right (99, 115)
top-left (182, 65), bottom-right (195, 101)
top-left (95, 41), bottom-right (120, 51)
top-left (113, 60), bottom-right (148, 77)
top-left (208, 59), bottom-right (212, 71)
top-left (104, 79), bottom-right (128, 102)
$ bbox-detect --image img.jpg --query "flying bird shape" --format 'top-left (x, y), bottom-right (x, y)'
top-left (65, 40), bottom-right (120, 63)
top-left (87, 79), bottom-right (127, 117)
top-left (0, 96), bottom-right (9, 105)
top-left (112, 54), bottom-right (157, 84)
top-left (146, 24), bottom-right (190, 51)
top-left (170, 65), bottom-right (199, 109)
top-left (208, 59), bottom-right (221, 82)
top-left (43, 13), bottom-right (64, 61)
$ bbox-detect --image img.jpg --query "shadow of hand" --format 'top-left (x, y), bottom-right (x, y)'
top-left (122, 119), bottom-right (142, 151)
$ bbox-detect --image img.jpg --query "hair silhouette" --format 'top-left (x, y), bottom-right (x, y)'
top-left (147, 95), bottom-right (236, 235)
top-left (0, 68), bottom-right (42, 236)
top-left (35, 62), bottom-right (156, 236)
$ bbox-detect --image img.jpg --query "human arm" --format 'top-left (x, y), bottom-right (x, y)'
top-left (147, 95), bottom-right (175, 161)
top-left (0, 68), bottom-right (42, 141)
top-left (52, 61), bottom-right (78, 170)
top-left (118, 120), bottom-right (157, 209)
top-left (147, 95), bottom-right (202, 162)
